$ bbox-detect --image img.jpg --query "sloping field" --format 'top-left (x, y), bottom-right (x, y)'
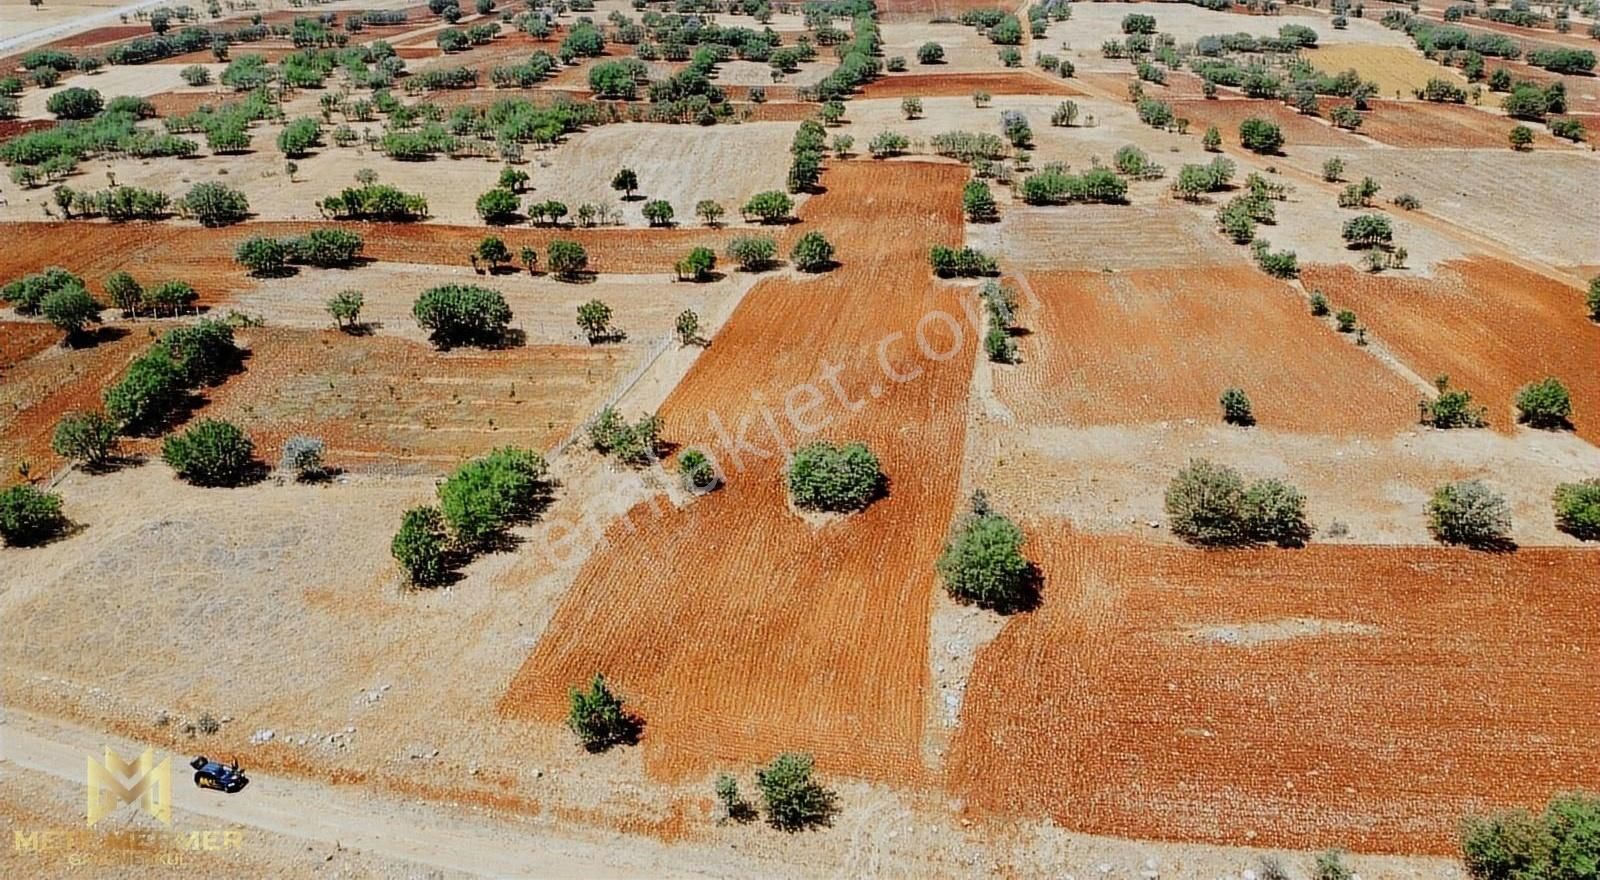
top-left (1303, 45), bottom-right (1468, 101)
top-left (1354, 99), bottom-right (1577, 149)
top-left (0, 322), bottom-right (59, 372)
top-left (1291, 148), bottom-right (1600, 267)
top-left (1171, 99), bottom-right (1366, 150)
top-left (996, 267), bottom-right (1420, 434)
top-left (1301, 259), bottom-right (1600, 443)
top-left (499, 161), bottom-right (975, 783)
top-left (948, 528), bottom-right (1600, 853)
top-left (0, 328), bottom-right (154, 479)
top-left (195, 327), bottom-right (635, 471)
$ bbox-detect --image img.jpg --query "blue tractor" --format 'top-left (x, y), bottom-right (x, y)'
top-left (190, 756), bottom-right (250, 793)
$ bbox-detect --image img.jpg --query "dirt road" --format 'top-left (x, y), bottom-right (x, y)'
top-left (0, 712), bottom-right (716, 879)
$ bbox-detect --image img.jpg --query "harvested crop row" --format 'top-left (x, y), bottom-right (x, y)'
top-left (948, 526), bottom-right (1600, 853)
top-left (499, 160), bottom-right (976, 784)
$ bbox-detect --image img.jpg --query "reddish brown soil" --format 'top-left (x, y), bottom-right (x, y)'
top-left (195, 327), bottom-right (634, 471)
top-left (0, 322), bottom-right (59, 372)
top-left (0, 328), bottom-right (157, 480)
top-left (949, 527), bottom-right (1600, 854)
top-left (1356, 99), bottom-right (1577, 149)
top-left (499, 161), bottom-right (975, 784)
top-left (879, 0), bottom-right (1022, 16)
top-left (0, 223), bottom-right (249, 307)
top-left (859, 71), bottom-right (1086, 98)
top-left (998, 267), bottom-right (1419, 434)
top-left (38, 24), bottom-right (149, 49)
top-left (1302, 259), bottom-right (1600, 444)
top-left (0, 119), bottom-right (55, 139)
top-left (1170, 98), bottom-right (1366, 149)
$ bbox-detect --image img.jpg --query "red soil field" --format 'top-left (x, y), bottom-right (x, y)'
top-left (1302, 259), bottom-right (1600, 444)
top-left (0, 327), bottom-right (156, 480)
top-left (195, 327), bottom-right (634, 470)
top-left (0, 223), bottom-right (249, 307)
top-left (997, 267), bottom-right (1420, 434)
top-left (1170, 98), bottom-right (1366, 149)
top-left (0, 322), bottom-right (59, 372)
top-left (499, 161), bottom-right (976, 784)
top-left (859, 71), bottom-right (1086, 98)
top-left (37, 25), bottom-right (149, 49)
top-left (879, 0), bottom-right (1022, 16)
top-left (1356, 99), bottom-right (1578, 149)
top-left (949, 528), bottom-right (1600, 853)
top-left (0, 119), bottom-right (55, 139)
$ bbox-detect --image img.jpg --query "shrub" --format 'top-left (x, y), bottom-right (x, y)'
top-left (937, 495), bottom-right (1035, 612)
top-left (1590, 277), bottom-right (1600, 322)
top-left (1509, 125), bottom-right (1534, 150)
top-left (1051, 101), bottom-right (1079, 127)
top-left (181, 64), bottom-right (211, 86)
top-left (1461, 809), bottom-right (1553, 880)
top-left (392, 505), bottom-right (449, 586)
top-left (547, 240), bottom-right (589, 279)
top-left (52, 411), bottom-right (118, 468)
top-left (679, 448), bottom-right (719, 493)
top-left (162, 419), bottom-right (256, 486)
top-left (180, 182), bottom-right (250, 227)
top-left (588, 406), bottom-right (660, 465)
top-left (1422, 377), bottom-right (1488, 429)
top-left (788, 441), bottom-right (885, 513)
top-left (742, 190), bottom-right (794, 223)
top-left (567, 673), bottom-right (638, 751)
top-left (1426, 480), bottom-right (1511, 547)
top-left (104, 348), bottom-right (186, 431)
top-left (1322, 157), bottom-right (1345, 182)
top-left (728, 236), bottom-right (778, 271)
top-left (918, 42), bottom-right (945, 64)
top-left (412, 284), bottom-right (512, 348)
top-left (279, 435), bottom-right (325, 480)
top-left (277, 117), bottom-right (322, 157)
top-left (2, 267), bottom-right (84, 315)
top-left (1238, 117), bottom-right (1284, 153)
top-left (1553, 479), bottom-right (1600, 541)
top-left (437, 446), bottom-right (550, 546)
top-left (476, 187), bottom-right (520, 224)
top-left (642, 199), bottom-right (674, 227)
top-left (1242, 479), bottom-right (1312, 547)
top-left (1310, 291), bottom-right (1330, 316)
top-left (327, 289), bottom-right (363, 330)
top-left (1166, 459), bottom-right (1309, 547)
top-left (1515, 377), bottom-right (1572, 429)
top-left (0, 485), bottom-right (67, 546)
top-left (928, 245), bottom-right (999, 277)
top-left (1313, 850), bottom-right (1354, 880)
top-left (676, 247), bottom-right (716, 282)
top-left (963, 179), bottom-right (998, 222)
top-left (235, 236), bottom-right (289, 276)
top-left (790, 232), bottom-right (835, 272)
top-left (1342, 213), bottom-right (1393, 248)
top-left (47, 87), bottom-right (102, 119)
top-left (289, 228), bottom-right (363, 268)
top-left (756, 753), bottom-right (837, 832)
top-left (1220, 388), bottom-right (1254, 426)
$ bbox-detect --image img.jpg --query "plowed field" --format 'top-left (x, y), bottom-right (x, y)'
top-left (0, 328), bottom-right (155, 480)
top-left (1355, 100), bottom-right (1577, 149)
top-left (860, 72), bottom-right (1085, 98)
top-left (1170, 99), bottom-right (1366, 149)
top-left (996, 267), bottom-right (1420, 434)
top-left (195, 327), bottom-right (634, 470)
top-left (0, 223), bottom-right (249, 307)
top-left (0, 322), bottom-right (58, 372)
top-left (948, 528), bottom-right (1600, 853)
top-left (499, 161), bottom-right (975, 783)
top-left (1301, 259), bottom-right (1600, 444)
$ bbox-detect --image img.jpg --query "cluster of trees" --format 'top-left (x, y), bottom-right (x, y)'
top-left (929, 245), bottom-right (999, 278)
top-left (787, 441), bottom-right (885, 513)
top-left (1171, 157), bottom-right (1235, 201)
top-left (49, 185), bottom-right (171, 222)
top-left (1165, 459), bottom-right (1312, 548)
top-left (589, 407), bottom-right (661, 466)
top-left (235, 228), bottom-right (364, 275)
top-left (316, 184), bottom-right (428, 221)
top-left (980, 281), bottom-right (1018, 364)
top-left (104, 320), bottom-right (242, 435)
top-left (937, 491), bottom-right (1036, 612)
top-left (1017, 165), bottom-right (1127, 206)
top-left (392, 446), bottom-right (552, 585)
top-left (789, 119), bottom-right (827, 194)
top-left (2, 268), bottom-right (102, 342)
top-left (102, 272), bottom-right (198, 318)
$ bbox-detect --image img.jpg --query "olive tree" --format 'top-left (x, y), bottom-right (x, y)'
top-left (1515, 377), bottom-right (1572, 429)
top-left (180, 182), bottom-right (250, 227)
top-left (936, 492), bottom-right (1036, 612)
top-left (437, 446), bottom-right (550, 546)
top-left (41, 283), bottom-right (102, 343)
top-left (727, 236), bottom-right (777, 271)
top-left (756, 753), bottom-right (837, 832)
top-left (327, 289), bottom-right (363, 330)
top-left (787, 442), bottom-right (885, 512)
top-left (547, 239), bottom-right (589, 279)
top-left (161, 419), bottom-right (257, 486)
top-left (52, 411), bottom-right (118, 469)
top-left (789, 231), bottom-right (835, 272)
top-left (392, 505), bottom-right (449, 586)
top-left (567, 673), bottom-right (639, 751)
top-left (610, 167), bottom-right (639, 199)
top-left (476, 187), bottom-right (520, 224)
top-left (1426, 480), bottom-right (1511, 548)
top-left (1553, 479), bottom-right (1600, 541)
top-left (1238, 117), bottom-right (1284, 153)
top-left (1220, 387), bottom-right (1254, 426)
top-left (576, 299), bottom-right (613, 343)
top-left (695, 199), bottom-right (725, 226)
top-left (412, 284), bottom-right (512, 348)
top-left (641, 199), bottom-right (674, 227)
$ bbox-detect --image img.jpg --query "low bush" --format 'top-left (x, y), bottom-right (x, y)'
top-left (567, 673), bottom-right (639, 751)
top-left (413, 284), bottom-right (512, 348)
top-left (756, 753), bottom-right (837, 832)
top-left (161, 419), bottom-right (256, 486)
top-left (1514, 377), bottom-right (1572, 429)
top-left (0, 485), bottom-right (67, 546)
top-left (1426, 479), bottom-right (1511, 548)
top-left (1165, 459), bottom-right (1310, 548)
top-left (937, 493), bottom-right (1036, 612)
top-left (437, 446), bottom-right (550, 547)
top-left (787, 441), bottom-right (885, 513)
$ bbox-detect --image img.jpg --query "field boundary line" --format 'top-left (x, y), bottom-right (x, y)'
top-left (551, 334), bottom-right (674, 459)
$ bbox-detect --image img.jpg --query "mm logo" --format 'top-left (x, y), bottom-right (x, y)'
top-left (86, 747), bottom-right (172, 826)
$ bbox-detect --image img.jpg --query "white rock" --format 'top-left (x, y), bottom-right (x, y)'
top-left (1243, 870), bottom-right (1257, 880)
top-left (250, 729), bottom-right (275, 744)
